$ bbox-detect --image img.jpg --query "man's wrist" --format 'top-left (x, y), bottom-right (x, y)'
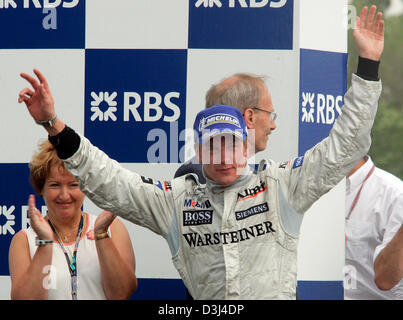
top-left (45, 118), bottom-right (65, 136)
top-left (48, 125), bottom-right (81, 160)
top-left (356, 56), bottom-right (380, 81)
top-left (35, 114), bottom-right (57, 128)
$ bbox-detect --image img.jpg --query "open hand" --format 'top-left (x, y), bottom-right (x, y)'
top-left (28, 194), bottom-right (53, 240)
top-left (353, 5), bottom-right (385, 61)
top-left (18, 69), bottom-right (56, 122)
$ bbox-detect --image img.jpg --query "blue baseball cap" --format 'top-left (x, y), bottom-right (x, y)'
top-left (193, 105), bottom-right (248, 144)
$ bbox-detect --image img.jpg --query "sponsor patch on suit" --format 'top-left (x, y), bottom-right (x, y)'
top-left (183, 210), bottom-right (214, 226)
top-left (235, 202), bottom-right (269, 220)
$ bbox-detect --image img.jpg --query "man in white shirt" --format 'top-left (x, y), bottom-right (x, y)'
top-left (345, 155), bottom-right (403, 299)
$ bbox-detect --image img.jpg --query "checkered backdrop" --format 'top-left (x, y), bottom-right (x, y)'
top-left (0, 0), bottom-right (348, 299)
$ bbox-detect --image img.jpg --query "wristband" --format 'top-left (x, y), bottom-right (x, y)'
top-left (35, 237), bottom-right (54, 246)
top-left (356, 56), bottom-right (380, 81)
top-left (48, 125), bottom-right (81, 160)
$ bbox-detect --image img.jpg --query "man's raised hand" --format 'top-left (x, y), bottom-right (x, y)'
top-left (353, 5), bottom-right (385, 61)
top-left (19, 69), bottom-right (56, 123)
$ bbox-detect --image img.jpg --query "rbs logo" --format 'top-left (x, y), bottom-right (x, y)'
top-left (301, 91), bottom-right (343, 125)
top-left (0, 205), bottom-right (15, 235)
top-left (124, 92), bottom-right (180, 122)
top-left (90, 91), bottom-right (181, 123)
top-left (194, 0), bottom-right (287, 8)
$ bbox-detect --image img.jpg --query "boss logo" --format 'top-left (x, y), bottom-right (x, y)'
top-left (183, 210), bottom-right (214, 226)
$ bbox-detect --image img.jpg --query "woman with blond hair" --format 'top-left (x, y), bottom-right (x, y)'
top-left (9, 140), bottom-right (137, 300)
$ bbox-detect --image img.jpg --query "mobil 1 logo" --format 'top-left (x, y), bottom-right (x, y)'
top-left (84, 49), bottom-right (187, 163)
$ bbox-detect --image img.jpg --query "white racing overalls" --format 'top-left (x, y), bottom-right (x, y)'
top-left (62, 75), bottom-right (381, 299)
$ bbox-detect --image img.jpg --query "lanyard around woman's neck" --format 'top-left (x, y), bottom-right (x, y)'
top-left (48, 214), bottom-right (84, 300)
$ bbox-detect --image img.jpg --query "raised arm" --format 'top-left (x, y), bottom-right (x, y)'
top-left (276, 5), bottom-right (384, 214)
top-left (18, 70), bottom-right (178, 241)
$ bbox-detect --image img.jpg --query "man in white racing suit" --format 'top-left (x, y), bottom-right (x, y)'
top-left (18, 6), bottom-right (384, 299)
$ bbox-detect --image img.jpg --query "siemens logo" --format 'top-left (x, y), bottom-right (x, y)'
top-left (235, 202), bottom-right (269, 221)
top-left (0, 0), bottom-right (79, 8)
top-left (301, 92), bottom-right (343, 125)
top-left (194, 0), bottom-right (287, 8)
top-left (90, 91), bottom-right (181, 123)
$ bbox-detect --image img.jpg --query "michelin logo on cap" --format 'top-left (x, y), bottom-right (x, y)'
top-left (194, 105), bottom-right (248, 144)
top-left (199, 113), bottom-right (241, 131)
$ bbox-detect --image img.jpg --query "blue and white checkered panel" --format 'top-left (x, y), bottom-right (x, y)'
top-left (84, 49), bottom-right (188, 162)
top-left (0, 0), bottom-right (85, 49)
top-left (0, 49), bottom-right (85, 163)
top-left (86, 0), bottom-right (189, 50)
top-left (0, 0), bottom-right (347, 300)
